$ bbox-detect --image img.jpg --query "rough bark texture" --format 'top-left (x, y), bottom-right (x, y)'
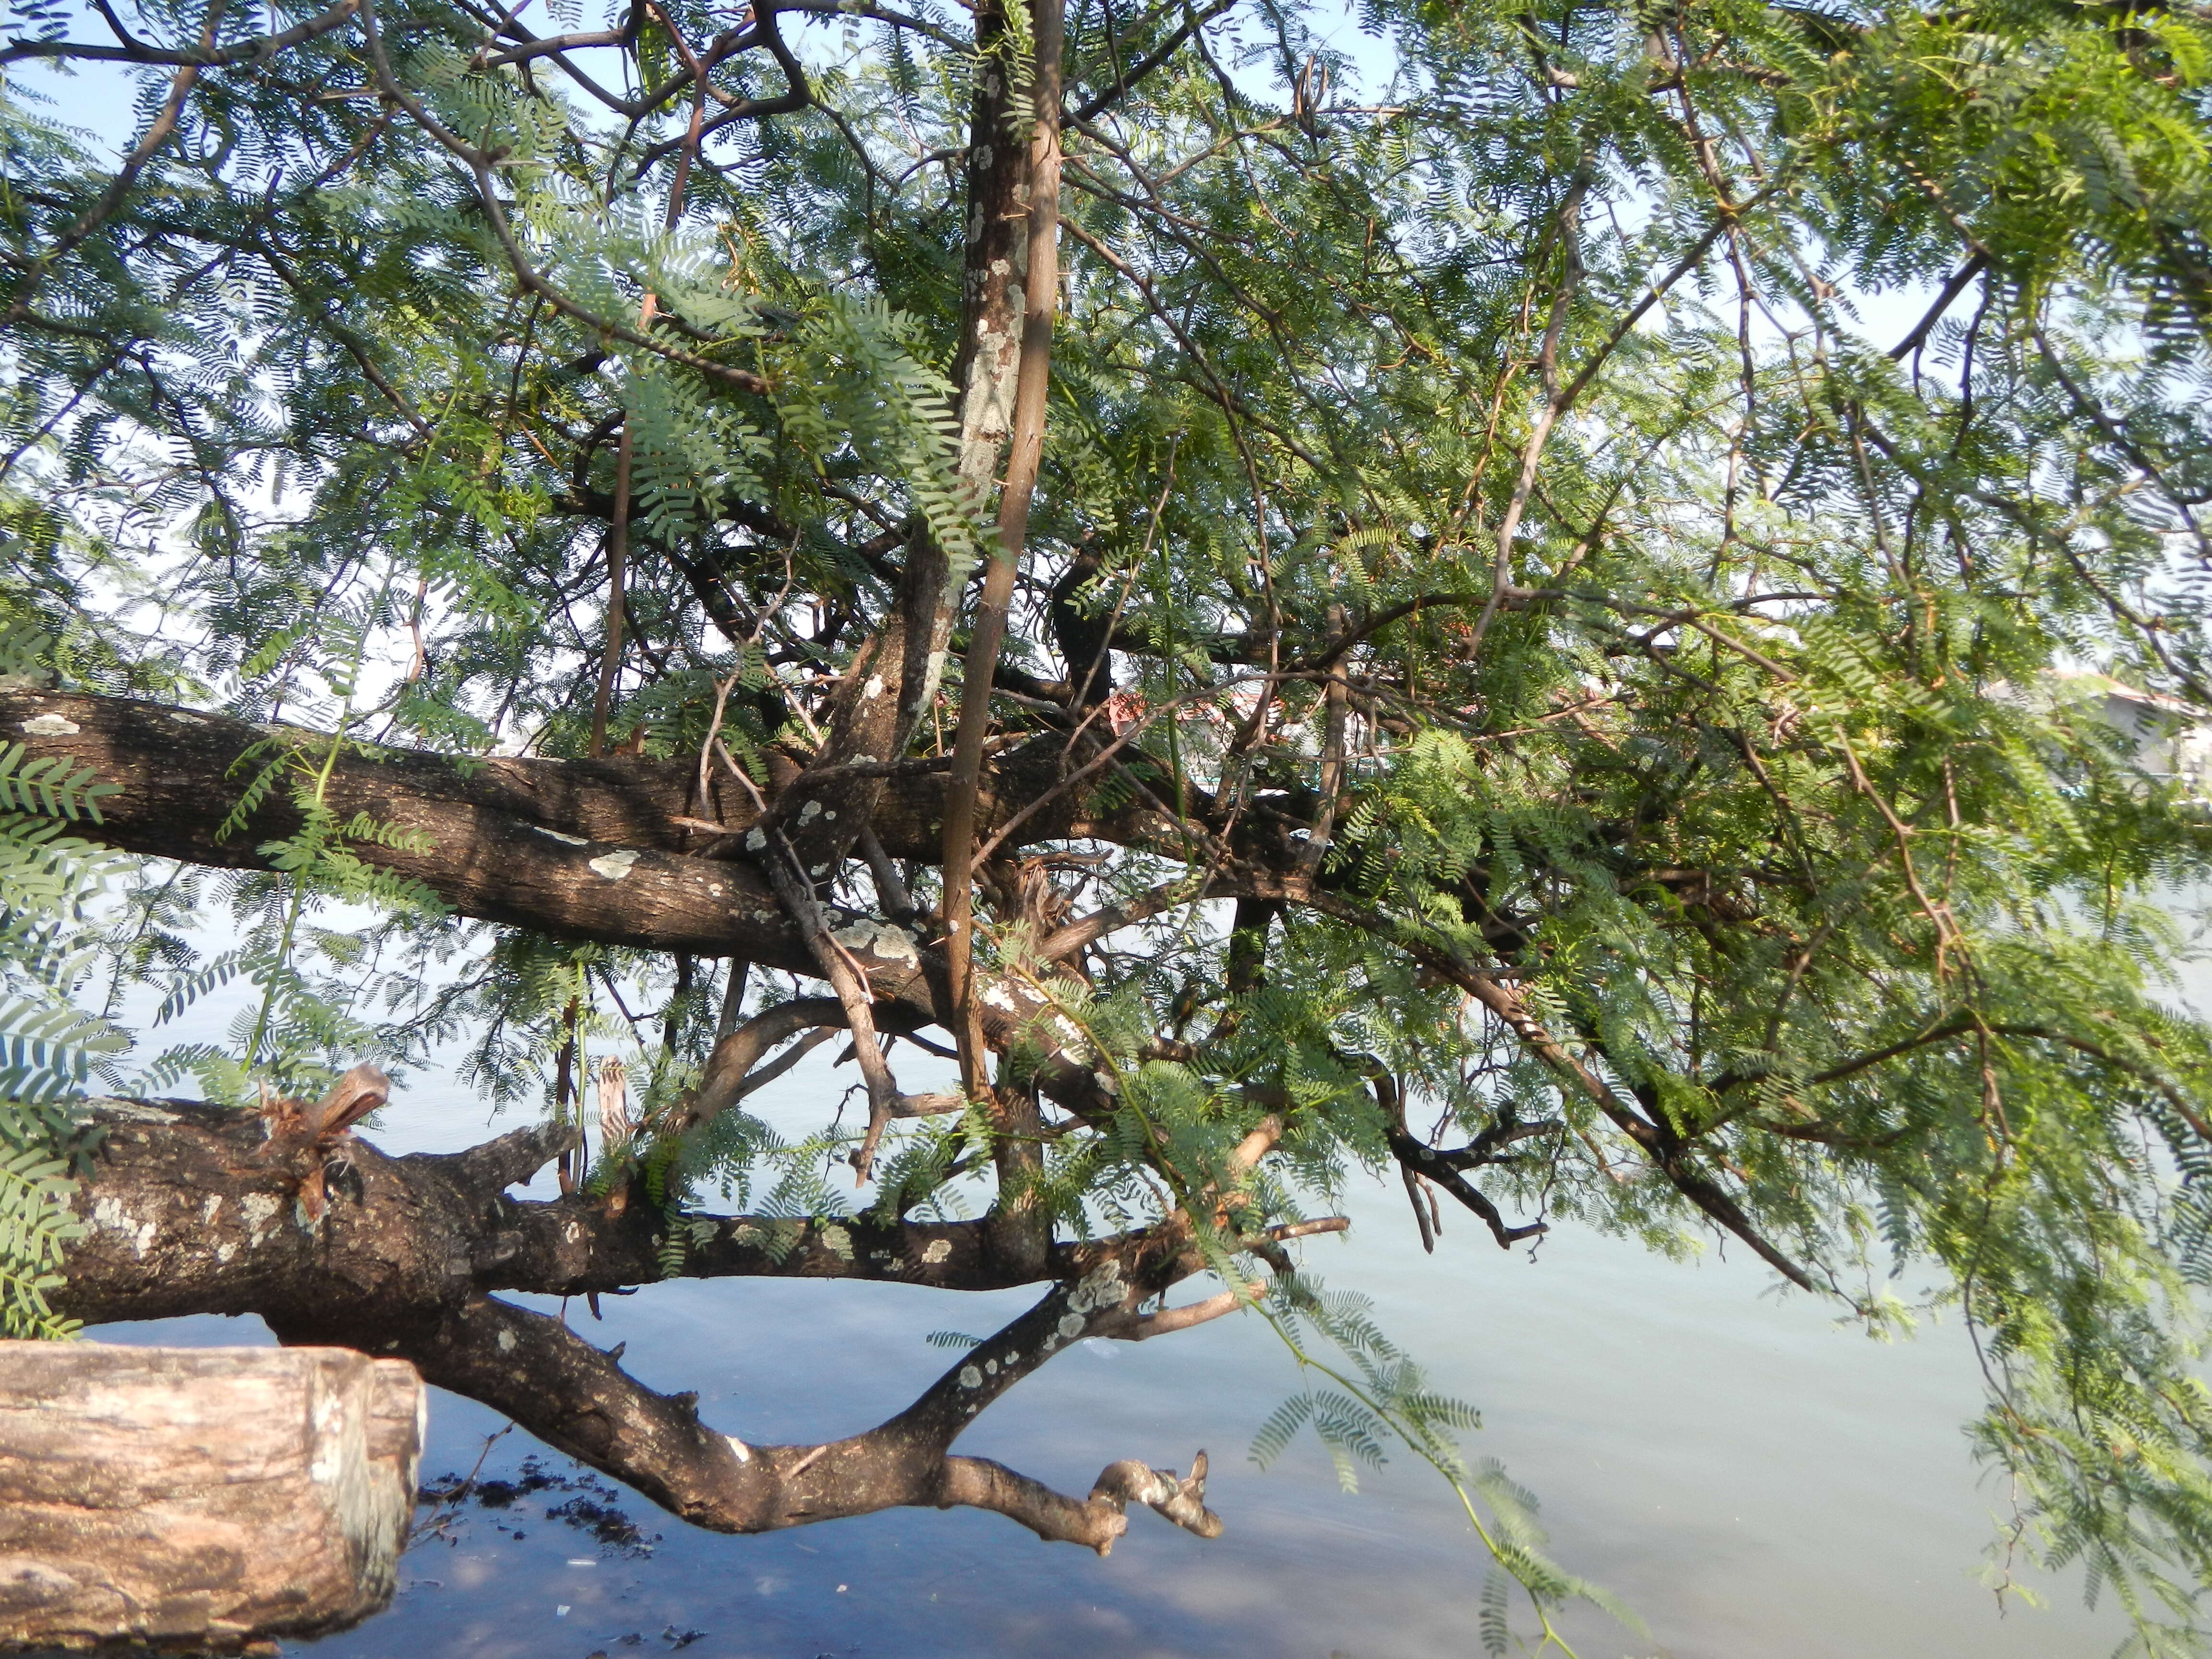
top-left (2, 688), bottom-right (1177, 961)
top-left (0, 1342), bottom-right (421, 1652)
top-left (55, 1098), bottom-right (1042, 1325)
top-left (49, 1100), bottom-right (1231, 1555)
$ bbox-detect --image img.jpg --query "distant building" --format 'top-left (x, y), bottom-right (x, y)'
top-left (2053, 672), bottom-right (2212, 800)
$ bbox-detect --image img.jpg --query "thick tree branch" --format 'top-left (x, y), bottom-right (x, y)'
top-left (0, 688), bottom-right (1160, 962)
top-left (55, 1098), bottom-right (1049, 1320)
top-left (60, 1097), bottom-right (1238, 1551)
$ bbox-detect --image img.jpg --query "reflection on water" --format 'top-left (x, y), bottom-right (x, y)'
top-left (96, 1052), bottom-right (2129, 1658)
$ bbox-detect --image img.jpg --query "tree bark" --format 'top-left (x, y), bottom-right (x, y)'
top-left (55, 1098), bottom-right (1053, 1325)
top-left (941, 0), bottom-right (1067, 1291)
top-left (8, 687), bottom-right (1141, 1128)
top-left (51, 1099), bottom-right (1234, 1555)
top-left (3, 687), bottom-right (1180, 960)
top-left (767, 0), bottom-right (1039, 879)
top-left (0, 1342), bottom-right (422, 1652)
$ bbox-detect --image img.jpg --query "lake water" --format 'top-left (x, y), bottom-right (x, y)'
top-left (96, 1041), bottom-right (2138, 1659)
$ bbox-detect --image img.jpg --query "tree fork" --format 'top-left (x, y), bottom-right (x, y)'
top-left (55, 1097), bottom-right (1233, 1550)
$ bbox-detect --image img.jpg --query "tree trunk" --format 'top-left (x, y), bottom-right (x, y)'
top-left (0, 1342), bottom-right (423, 1652)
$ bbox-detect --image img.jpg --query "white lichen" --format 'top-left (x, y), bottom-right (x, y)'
top-left (90, 1195), bottom-right (157, 1259)
top-left (1048, 1014), bottom-right (1092, 1061)
top-left (1066, 1259), bottom-right (1124, 1315)
top-left (958, 1364), bottom-right (983, 1389)
top-left (588, 849), bottom-right (640, 879)
top-left (922, 1238), bottom-right (952, 1264)
top-left (830, 919), bottom-right (919, 967)
top-left (533, 826), bottom-right (589, 846)
top-left (240, 1192), bottom-right (281, 1245)
top-left (19, 714), bottom-right (77, 737)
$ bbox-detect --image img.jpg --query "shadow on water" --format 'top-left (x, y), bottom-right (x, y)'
top-left (94, 1048), bottom-right (2132, 1659)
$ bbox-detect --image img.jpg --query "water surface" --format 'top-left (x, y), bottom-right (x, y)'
top-left (96, 1048), bottom-right (2130, 1658)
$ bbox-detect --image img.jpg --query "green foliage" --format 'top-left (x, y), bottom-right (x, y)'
top-left (0, 660), bottom-right (125, 1337)
top-left (1254, 1274), bottom-right (1641, 1651)
top-left (0, 1097), bottom-right (89, 1340)
top-left (0, 906), bottom-right (120, 1339)
top-left (20, 0), bottom-right (2212, 1638)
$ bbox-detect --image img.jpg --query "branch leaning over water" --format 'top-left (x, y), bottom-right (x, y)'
top-left (5, 681), bottom-right (1819, 1293)
top-left (56, 1095), bottom-right (1310, 1551)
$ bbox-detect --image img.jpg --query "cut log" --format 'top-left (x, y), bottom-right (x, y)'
top-left (0, 1343), bottom-right (424, 1652)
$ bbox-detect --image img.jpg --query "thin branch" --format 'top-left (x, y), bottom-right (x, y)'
top-left (1069, 0), bottom-right (1238, 121)
top-left (0, 0), bottom-right (354, 66)
top-left (4, 0), bottom-right (229, 325)
top-left (1887, 252), bottom-right (1989, 361)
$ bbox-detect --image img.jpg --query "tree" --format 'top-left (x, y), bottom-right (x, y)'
top-left (7, 0), bottom-right (2212, 1642)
